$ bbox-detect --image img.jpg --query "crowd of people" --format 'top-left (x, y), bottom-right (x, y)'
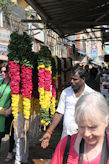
top-left (0, 61), bottom-right (109, 164)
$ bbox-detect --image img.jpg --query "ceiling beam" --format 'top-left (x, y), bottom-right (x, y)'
top-left (95, 9), bottom-right (109, 22)
top-left (40, 0), bottom-right (89, 4)
top-left (52, 20), bottom-right (109, 26)
top-left (21, 19), bottom-right (43, 23)
top-left (25, 0), bottom-right (63, 36)
top-left (25, 0), bottom-right (49, 21)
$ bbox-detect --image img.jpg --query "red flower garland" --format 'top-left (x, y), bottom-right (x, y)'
top-left (21, 65), bottom-right (32, 99)
top-left (8, 61), bottom-right (20, 94)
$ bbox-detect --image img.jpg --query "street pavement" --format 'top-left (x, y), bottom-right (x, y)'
top-left (0, 135), bottom-right (14, 164)
top-left (0, 127), bottom-right (62, 164)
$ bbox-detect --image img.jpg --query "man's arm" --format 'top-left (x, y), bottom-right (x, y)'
top-left (40, 112), bottom-right (63, 149)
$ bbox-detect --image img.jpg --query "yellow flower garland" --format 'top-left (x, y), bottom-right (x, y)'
top-left (38, 87), bottom-right (45, 108)
top-left (37, 64), bottom-right (45, 70)
top-left (50, 97), bottom-right (56, 115)
top-left (44, 91), bottom-right (51, 110)
top-left (23, 97), bottom-right (31, 119)
top-left (11, 94), bottom-right (20, 119)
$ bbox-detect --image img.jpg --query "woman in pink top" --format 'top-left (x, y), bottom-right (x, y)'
top-left (51, 92), bottom-right (109, 164)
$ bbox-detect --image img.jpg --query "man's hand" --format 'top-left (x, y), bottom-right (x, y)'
top-left (40, 132), bottom-right (51, 149)
top-left (40, 112), bottom-right (63, 149)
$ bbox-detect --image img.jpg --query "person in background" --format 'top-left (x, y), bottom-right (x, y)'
top-left (51, 92), bottom-right (109, 164)
top-left (0, 63), bottom-right (15, 162)
top-left (86, 67), bottom-right (100, 92)
top-left (40, 65), bottom-right (95, 149)
top-left (14, 112), bottom-right (29, 164)
top-left (84, 64), bottom-right (90, 82)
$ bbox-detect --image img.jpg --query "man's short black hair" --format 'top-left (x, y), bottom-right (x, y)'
top-left (71, 64), bottom-right (86, 78)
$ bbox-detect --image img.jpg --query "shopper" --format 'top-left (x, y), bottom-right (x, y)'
top-left (0, 63), bottom-right (14, 162)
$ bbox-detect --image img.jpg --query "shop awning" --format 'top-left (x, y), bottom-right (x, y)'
top-left (25, 0), bottom-right (109, 37)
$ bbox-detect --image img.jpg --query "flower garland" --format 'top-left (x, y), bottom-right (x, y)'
top-left (8, 61), bottom-right (20, 119)
top-left (8, 31), bottom-right (33, 140)
top-left (38, 65), bottom-right (52, 126)
top-left (8, 31), bottom-right (22, 122)
top-left (21, 65), bottom-right (33, 119)
top-left (37, 46), bottom-right (52, 127)
top-left (44, 65), bottom-right (52, 108)
top-left (37, 65), bottom-right (45, 108)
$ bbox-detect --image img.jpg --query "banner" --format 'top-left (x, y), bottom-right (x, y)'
top-left (91, 45), bottom-right (97, 58)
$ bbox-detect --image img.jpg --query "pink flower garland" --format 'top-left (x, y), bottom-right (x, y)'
top-left (38, 68), bottom-right (45, 88)
top-left (8, 61), bottom-right (20, 94)
top-left (44, 70), bottom-right (51, 92)
top-left (21, 65), bottom-right (32, 99)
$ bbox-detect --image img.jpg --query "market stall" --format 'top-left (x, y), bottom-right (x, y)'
top-left (7, 31), bottom-right (72, 138)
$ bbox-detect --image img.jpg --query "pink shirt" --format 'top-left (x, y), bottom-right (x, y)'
top-left (51, 133), bottom-right (109, 164)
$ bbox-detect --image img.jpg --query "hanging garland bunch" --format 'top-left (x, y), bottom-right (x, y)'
top-left (8, 31), bottom-right (21, 119)
top-left (20, 32), bottom-right (33, 120)
top-left (8, 31), bottom-right (33, 135)
top-left (37, 46), bottom-right (52, 127)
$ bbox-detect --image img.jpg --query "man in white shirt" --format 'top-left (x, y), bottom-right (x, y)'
top-left (40, 65), bottom-right (95, 148)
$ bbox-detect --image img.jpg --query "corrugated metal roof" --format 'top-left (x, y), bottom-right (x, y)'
top-left (25, 0), bottom-right (109, 37)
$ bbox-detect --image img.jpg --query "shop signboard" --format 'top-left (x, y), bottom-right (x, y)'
top-left (0, 44), bottom-right (8, 55)
top-left (29, 25), bottom-right (44, 43)
top-left (105, 45), bottom-right (109, 54)
top-left (91, 45), bottom-right (98, 58)
top-left (0, 28), bottom-right (10, 60)
top-left (0, 27), bottom-right (10, 44)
